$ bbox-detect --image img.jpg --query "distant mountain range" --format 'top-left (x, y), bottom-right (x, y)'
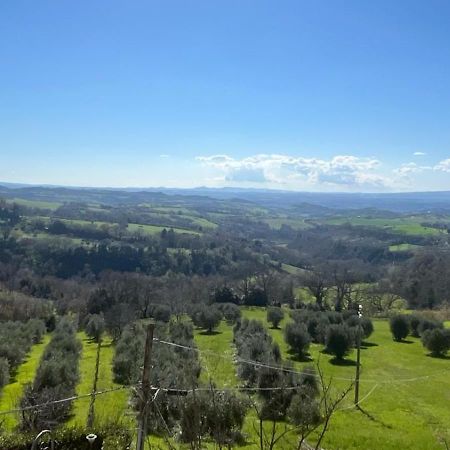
top-left (1, 182), bottom-right (450, 214)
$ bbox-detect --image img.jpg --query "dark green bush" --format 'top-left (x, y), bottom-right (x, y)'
top-left (417, 319), bottom-right (443, 336)
top-left (152, 304), bottom-right (172, 323)
top-left (346, 316), bottom-right (374, 339)
top-left (389, 315), bottom-right (410, 341)
top-left (192, 305), bottom-right (222, 333)
top-left (217, 303), bottom-right (241, 324)
top-left (20, 316), bottom-right (81, 430)
top-left (409, 314), bottom-right (422, 337)
top-left (0, 426), bottom-right (132, 450)
top-left (267, 306), bottom-right (284, 329)
top-left (284, 322), bottom-right (311, 359)
top-left (85, 313), bottom-right (106, 341)
top-left (421, 328), bottom-right (450, 357)
top-left (325, 324), bottom-right (352, 360)
top-left (0, 357), bottom-right (10, 388)
top-left (0, 319), bottom-right (46, 373)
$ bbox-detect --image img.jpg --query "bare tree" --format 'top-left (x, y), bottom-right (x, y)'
top-left (304, 271), bottom-right (331, 311)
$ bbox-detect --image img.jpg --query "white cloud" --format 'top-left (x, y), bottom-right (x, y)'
top-left (435, 158), bottom-right (450, 173)
top-left (196, 153), bottom-right (394, 190)
top-left (413, 151), bottom-right (427, 156)
top-left (394, 162), bottom-right (429, 176)
top-left (159, 154), bottom-right (170, 158)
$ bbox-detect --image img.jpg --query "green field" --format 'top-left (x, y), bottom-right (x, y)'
top-left (2, 313), bottom-right (450, 449)
top-left (263, 217), bottom-right (310, 230)
top-left (326, 216), bottom-right (444, 236)
top-left (281, 263), bottom-right (307, 276)
top-left (127, 222), bottom-right (200, 236)
top-left (24, 216), bottom-right (201, 237)
top-left (0, 334), bottom-right (51, 431)
top-left (237, 308), bottom-right (450, 449)
top-left (7, 198), bottom-right (62, 210)
top-left (69, 332), bottom-right (131, 428)
top-left (194, 320), bottom-right (239, 387)
top-left (389, 243), bottom-right (421, 252)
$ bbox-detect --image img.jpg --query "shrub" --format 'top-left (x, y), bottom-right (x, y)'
top-left (346, 316), bottom-right (374, 340)
top-left (20, 316), bottom-right (81, 430)
top-left (389, 315), bottom-right (410, 341)
top-left (0, 425), bottom-right (132, 450)
top-left (307, 315), bottom-right (330, 344)
top-left (409, 315), bottom-right (422, 337)
top-left (214, 286), bottom-right (239, 304)
top-left (180, 390), bottom-right (248, 446)
top-left (85, 314), bottom-right (105, 341)
top-left (192, 305), bottom-right (223, 333)
top-left (233, 319), bottom-right (279, 385)
top-left (245, 288), bottom-right (268, 307)
top-left (284, 322), bottom-right (311, 359)
top-left (418, 319), bottom-right (442, 337)
top-left (114, 321), bottom-right (202, 435)
top-left (421, 328), bottom-right (450, 357)
top-left (325, 324), bottom-right (352, 360)
top-left (0, 319), bottom-right (46, 373)
top-left (0, 357), bottom-right (10, 388)
top-left (217, 303), bottom-right (241, 324)
top-left (267, 307), bottom-right (284, 329)
top-left (152, 305), bottom-right (172, 323)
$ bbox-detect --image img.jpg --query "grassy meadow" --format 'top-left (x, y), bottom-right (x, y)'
top-left (325, 216), bottom-right (445, 236)
top-left (68, 332), bottom-right (131, 428)
top-left (0, 334), bottom-right (51, 431)
top-left (1, 313), bottom-right (450, 449)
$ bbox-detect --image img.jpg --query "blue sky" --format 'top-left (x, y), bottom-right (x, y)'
top-left (1, 1), bottom-right (450, 192)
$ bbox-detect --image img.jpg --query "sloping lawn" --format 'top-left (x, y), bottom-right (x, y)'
top-left (0, 334), bottom-right (51, 431)
top-left (242, 307), bottom-right (450, 449)
top-left (68, 332), bottom-right (130, 428)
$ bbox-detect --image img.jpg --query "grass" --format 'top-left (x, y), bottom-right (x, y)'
top-left (281, 263), bottom-right (307, 276)
top-left (4, 314), bottom-right (448, 448)
top-left (194, 320), bottom-right (239, 387)
top-left (389, 243), bottom-right (421, 252)
top-left (263, 217), bottom-right (310, 230)
top-left (326, 216), bottom-right (445, 236)
top-left (240, 307), bottom-right (450, 449)
top-left (0, 334), bottom-right (51, 431)
top-left (127, 222), bottom-right (200, 236)
top-left (31, 216), bottom-right (201, 236)
top-left (7, 198), bottom-right (62, 210)
top-left (68, 332), bottom-right (131, 428)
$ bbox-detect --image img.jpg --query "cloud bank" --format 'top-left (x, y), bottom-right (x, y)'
top-left (196, 153), bottom-right (450, 191)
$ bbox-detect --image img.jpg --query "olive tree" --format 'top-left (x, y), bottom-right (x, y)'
top-left (284, 322), bottom-right (311, 359)
top-left (325, 324), bottom-right (352, 361)
top-left (267, 307), bottom-right (284, 329)
top-left (422, 328), bottom-right (450, 357)
top-left (86, 314), bottom-right (105, 342)
top-left (389, 315), bottom-right (410, 342)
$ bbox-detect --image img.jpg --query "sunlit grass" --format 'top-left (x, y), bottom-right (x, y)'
top-left (68, 332), bottom-right (131, 429)
top-left (241, 307), bottom-right (450, 449)
top-left (0, 334), bottom-right (51, 431)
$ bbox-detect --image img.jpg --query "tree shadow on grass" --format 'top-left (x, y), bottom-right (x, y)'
top-left (329, 357), bottom-right (357, 367)
top-left (426, 353), bottom-right (450, 360)
top-left (286, 349), bottom-right (313, 362)
top-left (361, 341), bottom-right (378, 348)
top-left (199, 330), bottom-right (222, 336)
top-left (395, 339), bottom-right (414, 344)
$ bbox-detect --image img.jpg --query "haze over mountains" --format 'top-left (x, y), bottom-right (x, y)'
top-left (1, 182), bottom-right (450, 214)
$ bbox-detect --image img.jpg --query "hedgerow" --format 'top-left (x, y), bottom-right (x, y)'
top-left (20, 316), bottom-right (81, 430)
